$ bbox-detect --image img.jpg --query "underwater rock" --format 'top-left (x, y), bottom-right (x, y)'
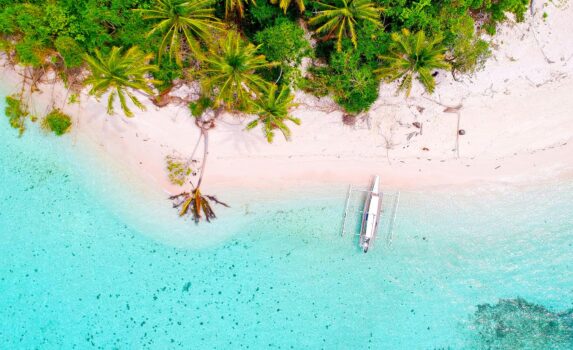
top-left (470, 298), bottom-right (573, 349)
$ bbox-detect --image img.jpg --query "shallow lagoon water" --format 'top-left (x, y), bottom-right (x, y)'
top-left (0, 98), bottom-right (572, 349)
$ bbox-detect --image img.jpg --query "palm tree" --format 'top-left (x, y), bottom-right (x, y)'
top-left (170, 107), bottom-right (228, 223)
top-left (271, 0), bottom-right (305, 13)
top-left (309, 0), bottom-right (382, 51)
top-left (201, 31), bottom-right (277, 110)
top-left (247, 84), bottom-right (300, 143)
top-left (84, 46), bottom-right (159, 117)
top-left (225, 0), bottom-right (255, 19)
top-left (137, 0), bottom-right (223, 65)
top-left (375, 29), bottom-right (450, 97)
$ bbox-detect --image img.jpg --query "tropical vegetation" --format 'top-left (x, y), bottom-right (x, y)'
top-left (200, 31), bottom-right (276, 110)
top-left (0, 0), bottom-right (531, 220)
top-left (247, 84), bottom-right (300, 142)
top-left (271, 0), bottom-right (306, 13)
top-left (137, 0), bottom-right (223, 65)
top-left (43, 109), bottom-right (72, 136)
top-left (4, 95), bottom-right (32, 136)
top-left (309, 0), bottom-right (382, 51)
top-left (83, 46), bottom-right (158, 117)
top-left (376, 29), bottom-right (450, 97)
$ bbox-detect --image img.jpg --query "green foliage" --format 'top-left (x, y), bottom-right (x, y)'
top-left (301, 22), bottom-right (388, 114)
top-left (309, 0), bottom-right (382, 51)
top-left (397, 0), bottom-right (440, 32)
top-left (0, 0), bottom-right (529, 116)
top-left (254, 19), bottom-right (310, 64)
top-left (247, 84), bottom-right (300, 142)
top-left (14, 39), bottom-right (45, 67)
top-left (137, 0), bottom-right (223, 65)
top-left (84, 46), bottom-right (159, 117)
top-left (43, 109), bottom-right (72, 136)
top-left (201, 31), bottom-right (277, 110)
top-left (0, 4), bottom-right (48, 66)
top-left (4, 95), bottom-right (31, 136)
top-left (302, 56), bottom-right (380, 114)
top-left (376, 29), bottom-right (450, 96)
top-left (189, 96), bottom-right (214, 117)
top-left (270, 0), bottom-right (306, 13)
top-left (54, 36), bottom-right (84, 68)
top-left (153, 60), bottom-right (184, 90)
top-left (473, 0), bottom-right (530, 23)
top-left (166, 155), bottom-right (192, 186)
top-left (225, 0), bottom-right (256, 18)
top-left (299, 66), bottom-right (330, 97)
top-left (254, 19), bottom-right (312, 85)
top-left (248, 0), bottom-right (283, 25)
top-left (0, 1), bottom-right (151, 67)
top-left (447, 16), bottom-right (490, 75)
top-left (68, 93), bottom-right (79, 104)
top-left (329, 49), bottom-right (380, 113)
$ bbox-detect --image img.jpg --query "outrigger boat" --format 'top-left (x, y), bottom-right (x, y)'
top-left (341, 175), bottom-right (399, 252)
top-left (359, 175), bottom-right (382, 253)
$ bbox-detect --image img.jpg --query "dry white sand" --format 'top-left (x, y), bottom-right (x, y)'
top-left (1, 1), bottom-right (572, 196)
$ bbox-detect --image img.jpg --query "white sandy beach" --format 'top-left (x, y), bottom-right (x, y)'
top-left (1, 1), bottom-right (572, 196)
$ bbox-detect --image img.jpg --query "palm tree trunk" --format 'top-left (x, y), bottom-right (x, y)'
top-left (184, 132), bottom-right (203, 169)
top-left (196, 129), bottom-right (209, 189)
top-left (195, 106), bottom-right (222, 188)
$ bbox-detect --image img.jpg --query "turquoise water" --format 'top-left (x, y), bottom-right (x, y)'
top-left (1, 98), bottom-right (572, 349)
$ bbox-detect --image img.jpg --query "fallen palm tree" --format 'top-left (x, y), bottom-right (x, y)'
top-left (169, 105), bottom-right (229, 223)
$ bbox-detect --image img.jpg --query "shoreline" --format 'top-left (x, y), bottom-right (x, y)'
top-left (1, 2), bottom-right (572, 196)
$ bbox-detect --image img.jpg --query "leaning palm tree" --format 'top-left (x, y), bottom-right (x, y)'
top-left (309, 0), bottom-right (382, 51)
top-left (376, 29), bottom-right (450, 97)
top-left (170, 103), bottom-right (228, 223)
top-left (247, 84), bottom-right (300, 143)
top-left (201, 31), bottom-right (277, 110)
top-left (137, 0), bottom-right (223, 65)
top-left (225, 0), bottom-right (255, 19)
top-left (271, 0), bottom-right (305, 13)
top-left (84, 46), bottom-right (159, 117)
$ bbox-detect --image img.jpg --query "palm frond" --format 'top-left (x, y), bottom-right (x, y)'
top-left (84, 46), bottom-right (158, 117)
top-left (376, 30), bottom-right (450, 96)
top-left (200, 31), bottom-right (276, 109)
top-left (309, 0), bottom-right (382, 51)
top-left (139, 0), bottom-right (222, 64)
top-left (247, 84), bottom-right (299, 143)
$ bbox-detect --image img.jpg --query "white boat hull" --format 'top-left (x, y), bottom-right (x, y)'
top-left (360, 176), bottom-right (382, 253)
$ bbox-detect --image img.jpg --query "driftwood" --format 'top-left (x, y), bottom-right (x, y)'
top-left (443, 104), bottom-right (463, 113)
top-left (342, 114), bottom-right (357, 126)
top-left (152, 85), bottom-right (186, 107)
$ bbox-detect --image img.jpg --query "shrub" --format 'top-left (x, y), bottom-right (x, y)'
top-left (54, 36), bottom-right (84, 68)
top-left (5, 95), bottom-right (32, 136)
top-left (299, 66), bottom-right (330, 97)
top-left (15, 39), bottom-right (46, 67)
top-left (165, 155), bottom-right (193, 186)
top-left (302, 52), bottom-right (380, 114)
top-left (301, 24), bottom-right (387, 114)
top-left (254, 19), bottom-right (311, 65)
top-left (450, 31), bottom-right (490, 75)
top-left (189, 97), bottom-right (214, 118)
top-left (328, 52), bottom-right (380, 114)
top-left (43, 109), bottom-right (72, 136)
top-left (254, 19), bottom-right (312, 86)
top-left (248, 1), bottom-right (284, 26)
